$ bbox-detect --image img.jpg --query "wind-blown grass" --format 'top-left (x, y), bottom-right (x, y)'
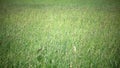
top-left (0, 0), bottom-right (120, 68)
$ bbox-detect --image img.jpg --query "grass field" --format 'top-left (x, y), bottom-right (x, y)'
top-left (0, 0), bottom-right (120, 68)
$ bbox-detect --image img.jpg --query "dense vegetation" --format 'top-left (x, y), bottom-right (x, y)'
top-left (0, 0), bottom-right (120, 68)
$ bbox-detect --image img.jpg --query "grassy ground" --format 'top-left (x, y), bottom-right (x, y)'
top-left (0, 0), bottom-right (120, 68)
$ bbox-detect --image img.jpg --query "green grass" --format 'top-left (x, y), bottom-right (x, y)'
top-left (0, 0), bottom-right (120, 68)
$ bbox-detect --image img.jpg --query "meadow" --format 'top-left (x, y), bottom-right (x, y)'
top-left (0, 0), bottom-right (120, 68)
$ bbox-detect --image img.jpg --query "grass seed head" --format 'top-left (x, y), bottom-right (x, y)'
top-left (73, 45), bottom-right (76, 53)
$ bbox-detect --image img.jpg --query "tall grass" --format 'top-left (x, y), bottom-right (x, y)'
top-left (0, 0), bottom-right (120, 68)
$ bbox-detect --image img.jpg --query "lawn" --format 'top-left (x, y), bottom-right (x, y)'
top-left (0, 0), bottom-right (120, 68)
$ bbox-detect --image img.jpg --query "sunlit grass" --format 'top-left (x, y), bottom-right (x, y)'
top-left (0, 0), bottom-right (120, 68)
